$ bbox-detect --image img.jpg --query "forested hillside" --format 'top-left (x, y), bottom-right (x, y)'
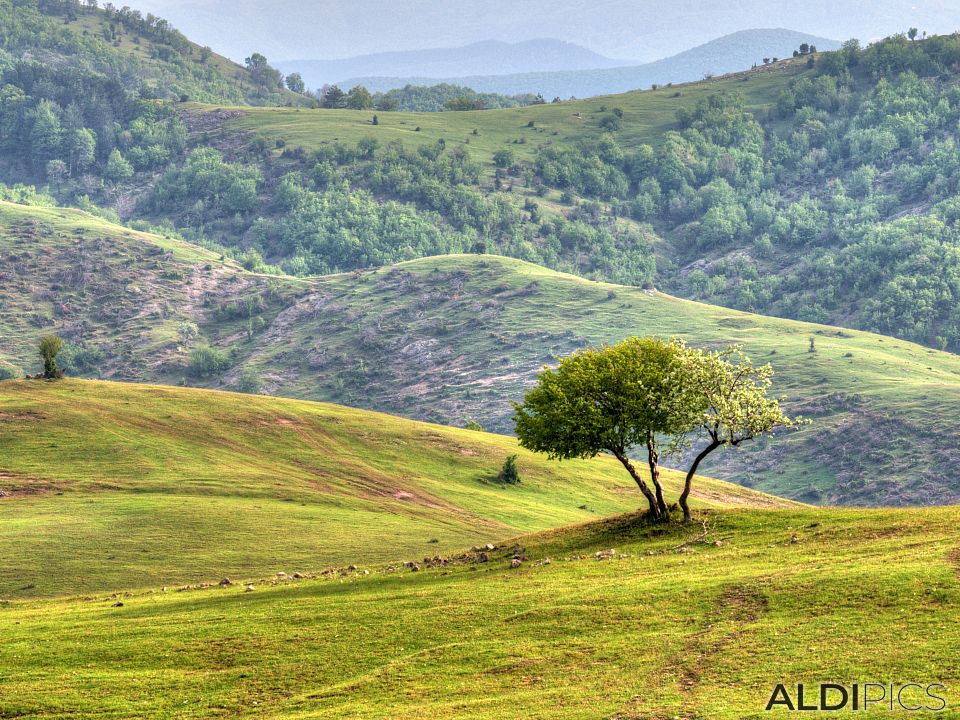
top-left (9, 6), bottom-right (960, 353)
top-left (186, 34), bottom-right (960, 353)
top-left (0, 0), bottom-right (304, 207)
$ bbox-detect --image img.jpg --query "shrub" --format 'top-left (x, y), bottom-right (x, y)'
top-left (0, 362), bottom-right (21, 381)
top-left (38, 335), bottom-right (64, 379)
top-left (237, 367), bottom-right (263, 394)
top-left (497, 454), bottom-right (521, 484)
top-left (464, 420), bottom-right (485, 431)
top-left (59, 343), bottom-right (105, 375)
top-left (189, 346), bottom-right (229, 377)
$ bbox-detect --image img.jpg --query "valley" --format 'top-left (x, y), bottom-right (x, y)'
top-left (2, 3), bottom-right (960, 717)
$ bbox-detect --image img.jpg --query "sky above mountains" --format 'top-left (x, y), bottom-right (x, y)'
top-left (127, 0), bottom-right (960, 63)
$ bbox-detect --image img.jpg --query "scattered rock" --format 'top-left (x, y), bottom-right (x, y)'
top-left (478, 552), bottom-right (489, 563)
top-left (472, 545), bottom-right (482, 552)
top-left (347, 565), bottom-right (357, 571)
top-left (292, 572), bottom-right (305, 579)
top-left (511, 558), bottom-right (522, 568)
top-left (485, 543), bottom-right (496, 551)
top-left (219, 578), bottom-right (232, 587)
top-left (595, 548), bottom-right (616, 560)
top-left (111, 601), bottom-right (124, 607)
top-left (244, 584), bottom-right (255, 592)
top-left (410, 563), bottom-right (420, 572)
top-left (276, 572), bottom-right (287, 578)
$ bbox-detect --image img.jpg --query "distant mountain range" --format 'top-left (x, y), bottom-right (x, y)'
top-left (327, 29), bottom-right (841, 98)
top-left (129, 0), bottom-right (960, 69)
top-left (275, 39), bottom-right (626, 90)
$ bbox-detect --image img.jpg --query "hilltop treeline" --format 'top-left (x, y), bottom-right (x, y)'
top-left (517, 33), bottom-right (960, 350)
top-left (315, 83), bottom-right (545, 112)
top-left (145, 141), bottom-right (656, 284)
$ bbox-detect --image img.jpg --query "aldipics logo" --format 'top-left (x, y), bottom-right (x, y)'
top-left (765, 683), bottom-right (948, 712)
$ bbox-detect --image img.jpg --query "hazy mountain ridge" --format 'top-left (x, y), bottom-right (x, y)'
top-left (120, 0), bottom-right (958, 64)
top-left (338, 29), bottom-right (841, 97)
top-left (276, 39), bottom-right (625, 90)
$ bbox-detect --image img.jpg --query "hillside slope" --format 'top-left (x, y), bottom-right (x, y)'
top-left (188, 38), bottom-right (960, 360)
top-left (0, 378), bottom-right (785, 598)
top-left (0, 0), bottom-right (287, 105)
top-left (2, 202), bottom-right (960, 506)
top-left (2, 502), bottom-right (958, 718)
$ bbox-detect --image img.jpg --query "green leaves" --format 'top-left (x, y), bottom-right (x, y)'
top-left (514, 336), bottom-right (804, 517)
top-left (683, 344), bottom-right (805, 448)
top-left (513, 337), bottom-right (701, 460)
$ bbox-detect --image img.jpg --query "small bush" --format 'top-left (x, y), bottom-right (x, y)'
top-left (237, 367), bottom-right (263, 394)
top-left (38, 335), bottom-right (64, 379)
top-left (464, 420), bottom-right (485, 431)
top-left (60, 343), bottom-right (105, 375)
top-left (497, 454), bottom-right (521, 485)
top-left (189, 346), bottom-right (229, 377)
top-left (0, 362), bottom-right (21, 381)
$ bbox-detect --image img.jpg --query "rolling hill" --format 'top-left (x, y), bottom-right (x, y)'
top-left (1, 477), bottom-right (957, 717)
top-left (340, 29), bottom-right (840, 97)
top-left (3, 201), bottom-right (960, 506)
top-left (0, 378), bottom-right (790, 599)
top-left (223, 60), bottom-right (803, 166)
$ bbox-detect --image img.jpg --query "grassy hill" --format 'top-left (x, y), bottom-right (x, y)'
top-left (167, 38), bottom-right (960, 360)
top-left (225, 61), bottom-right (806, 169)
top-left (0, 378), bottom-right (788, 598)
top-left (3, 201), bottom-right (960, 505)
top-left (1, 488), bottom-right (957, 718)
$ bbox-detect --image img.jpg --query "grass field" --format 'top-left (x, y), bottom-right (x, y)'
top-left (0, 384), bottom-right (957, 719)
top-left (0, 379), bottom-right (791, 599)
top-left (3, 200), bottom-right (960, 505)
top-left (1, 493), bottom-right (957, 718)
top-left (221, 61), bottom-right (808, 170)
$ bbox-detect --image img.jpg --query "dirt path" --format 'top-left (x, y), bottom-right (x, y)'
top-left (612, 580), bottom-right (770, 720)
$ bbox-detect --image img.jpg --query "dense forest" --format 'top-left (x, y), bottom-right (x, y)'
top-left (555, 35), bottom-right (960, 350)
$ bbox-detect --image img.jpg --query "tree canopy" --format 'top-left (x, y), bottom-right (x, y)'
top-left (514, 337), bottom-right (801, 521)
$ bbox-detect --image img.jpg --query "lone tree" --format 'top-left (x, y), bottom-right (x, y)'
top-left (38, 335), bottom-right (64, 379)
top-left (514, 337), bottom-right (801, 522)
top-left (513, 338), bottom-right (703, 521)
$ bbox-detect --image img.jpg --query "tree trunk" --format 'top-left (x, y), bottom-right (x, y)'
top-left (646, 438), bottom-right (668, 516)
top-left (612, 449), bottom-right (662, 520)
top-left (679, 440), bottom-right (722, 522)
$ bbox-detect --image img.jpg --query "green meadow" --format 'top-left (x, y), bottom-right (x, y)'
top-left (0, 379), bottom-right (789, 598)
top-left (224, 60), bottom-right (807, 171)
